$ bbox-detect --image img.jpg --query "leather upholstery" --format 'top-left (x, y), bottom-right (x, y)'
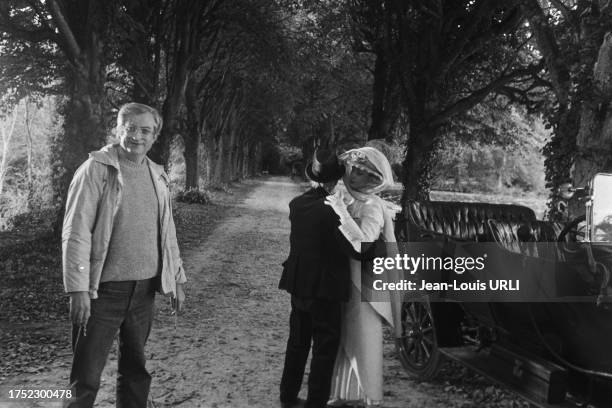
top-left (487, 219), bottom-right (560, 259)
top-left (398, 200), bottom-right (537, 242)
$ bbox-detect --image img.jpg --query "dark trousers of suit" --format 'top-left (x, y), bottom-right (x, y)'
top-left (280, 297), bottom-right (342, 408)
top-left (68, 278), bottom-right (156, 408)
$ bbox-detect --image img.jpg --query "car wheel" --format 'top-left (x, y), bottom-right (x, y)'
top-left (397, 298), bottom-right (443, 380)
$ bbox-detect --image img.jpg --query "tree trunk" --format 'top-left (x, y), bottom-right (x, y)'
top-left (184, 124), bottom-right (200, 190)
top-left (223, 135), bottom-right (232, 183)
top-left (240, 144), bottom-right (247, 180)
top-left (251, 141), bottom-right (262, 175)
top-left (231, 134), bottom-right (241, 181)
top-left (51, 71), bottom-right (107, 235)
top-left (234, 142), bottom-right (244, 181)
top-left (493, 150), bottom-right (506, 191)
top-left (401, 125), bottom-right (438, 204)
top-left (152, 95), bottom-right (181, 167)
top-left (543, 107), bottom-right (581, 219)
top-left (212, 131), bottom-right (225, 186)
top-left (225, 118), bottom-right (237, 182)
top-left (184, 79), bottom-right (201, 190)
top-left (0, 109), bottom-right (18, 197)
top-left (495, 170), bottom-right (503, 191)
top-left (368, 52), bottom-right (399, 141)
top-left (150, 25), bottom-right (192, 167)
top-left (221, 132), bottom-right (233, 183)
top-left (571, 31), bottom-right (612, 214)
top-left (523, 0), bottom-right (611, 220)
top-left (242, 143), bottom-right (250, 179)
top-left (201, 126), bottom-right (215, 186)
top-left (213, 110), bottom-right (238, 185)
top-left (24, 99), bottom-right (33, 201)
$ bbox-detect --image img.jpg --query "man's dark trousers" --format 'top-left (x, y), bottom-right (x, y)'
top-left (69, 278), bottom-right (156, 408)
top-left (280, 296), bottom-right (342, 408)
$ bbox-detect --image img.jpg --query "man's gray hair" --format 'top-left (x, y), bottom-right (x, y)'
top-left (117, 103), bottom-right (163, 136)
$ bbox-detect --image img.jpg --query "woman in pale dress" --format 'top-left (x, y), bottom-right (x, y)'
top-left (324, 147), bottom-right (401, 408)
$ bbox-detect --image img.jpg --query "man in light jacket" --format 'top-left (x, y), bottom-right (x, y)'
top-left (62, 102), bottom-right (186, 408)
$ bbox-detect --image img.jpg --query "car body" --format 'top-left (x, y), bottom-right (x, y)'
top-left (391, 174), bottom-right (612, 407)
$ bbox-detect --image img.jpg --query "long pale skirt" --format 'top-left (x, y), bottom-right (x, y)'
top-left (329, 260), bottom-right (390, 406)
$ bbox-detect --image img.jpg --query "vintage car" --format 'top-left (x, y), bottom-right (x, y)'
top-left (392, 173), bottom-right (612, 407)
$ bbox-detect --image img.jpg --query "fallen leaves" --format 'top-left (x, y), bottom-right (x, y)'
top-left (0, 235), bottom-right (71, 379)
top-left (0, 326), bottom-right (70, 379)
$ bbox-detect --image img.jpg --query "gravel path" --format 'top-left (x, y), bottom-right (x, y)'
top-left (1, 176), bottom-right (525, 408)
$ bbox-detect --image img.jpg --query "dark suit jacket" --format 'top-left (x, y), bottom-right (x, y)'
top-left (279, 187), bottom-right (364, 302)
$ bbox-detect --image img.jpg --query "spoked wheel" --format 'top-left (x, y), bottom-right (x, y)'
top-left (397, 298), bottom-right (442, 380)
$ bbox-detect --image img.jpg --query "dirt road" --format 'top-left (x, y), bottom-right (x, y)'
top-left (1, 177), bottom-right (524, 408)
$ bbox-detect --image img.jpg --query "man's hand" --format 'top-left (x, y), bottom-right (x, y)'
top-left (69, 291), bottom-right (90, 326)
top-left (174, 283), bottom-right (186, 313)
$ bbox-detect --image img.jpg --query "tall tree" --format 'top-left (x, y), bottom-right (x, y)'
top-left (521, 0), bottom-right (612, 218)
top-left (183, 0), bottom-right (293, 187)
top-left (350, 0), bottom-right (542, 201)
top-left (349, 1), bottom-right (402, 142)
top-left (113, 0), bottom-right (167, 106)
top-left (150, 0), bottom-right (224, 166)
top-left (285, 0), bottom-right (373, 162)
top-left (0, 0), bottom-right (116, 230)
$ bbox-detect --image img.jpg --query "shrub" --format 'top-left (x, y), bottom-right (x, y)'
top-left (210, 183), bottom-right (233, 194)
top-left (6, 208), bottom-right (56, 233)
top-left (175, 188), bottom-right (212, 205)
top-left (0, 191), bottom-right (28, 231)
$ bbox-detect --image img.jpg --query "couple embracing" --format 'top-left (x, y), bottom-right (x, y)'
top-left (279, 147), bottom-right (401, 408)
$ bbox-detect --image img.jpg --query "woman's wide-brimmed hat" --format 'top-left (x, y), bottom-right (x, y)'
top-left (340, 147), bottom-right (396, 194)
top-left (305, 149), bottom-right (345, 183)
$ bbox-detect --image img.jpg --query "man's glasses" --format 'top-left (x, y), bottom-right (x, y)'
top-left (122, 125), bottom-right (154, 137)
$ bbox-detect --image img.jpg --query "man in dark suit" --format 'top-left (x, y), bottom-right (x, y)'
top-left (279, 149), bottom-right (359, 408)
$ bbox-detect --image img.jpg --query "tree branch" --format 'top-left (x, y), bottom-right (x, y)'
top-left (439, 0), bottom-right (494, 79)
top-left (47, 0), bottom-right (82, 61)
top-left (520, 0), bottom-right (570, 103)
top-left (429, 63), bottom-right (543, 128)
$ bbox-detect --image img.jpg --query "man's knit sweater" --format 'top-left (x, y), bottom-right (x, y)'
top-left (100, 156), bottom-right (160, 282)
